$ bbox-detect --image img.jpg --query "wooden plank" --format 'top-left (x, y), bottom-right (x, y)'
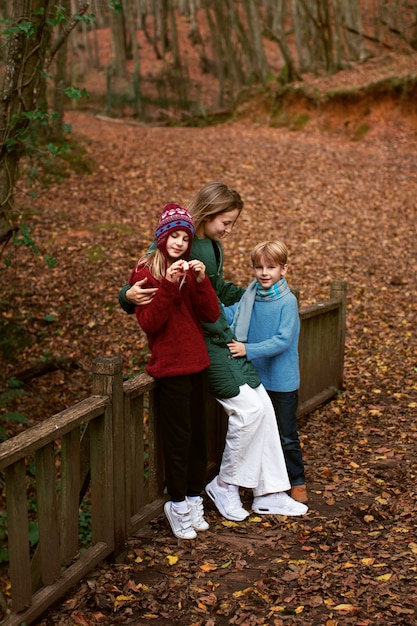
top-left (123, 372), bottom-right (156, 397)
top-left (130, 497), bottom-right (167, 534)
top-left (90, 406), bottom-right (114, 547)
top-left (35, 444), bottom-right (61, 585)
top-left (0, 396), bottom-right (108, 470)
top-left (299, 298), bottom-right (340, 320)
top-left (298, 387), bottom-right (337, 417)
top-left (3, 542), bottom-right (111, 626)
top-left (92, 356), bottom-right (124, 555)
top-left (60, 429), bottom-right (80, 565)
top-left (5, 460), bottom-right (32, 612)
top-left (147, 389), bottom-right (160, 502)
top-left (126, 394), bottom-right (145, 517)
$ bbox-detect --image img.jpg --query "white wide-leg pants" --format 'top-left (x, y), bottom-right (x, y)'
top-left (216, 383), bottom-right (291, 497)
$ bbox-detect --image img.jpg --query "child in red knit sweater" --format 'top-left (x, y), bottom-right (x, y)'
top-left (129, 204), bottom-right (220, 539)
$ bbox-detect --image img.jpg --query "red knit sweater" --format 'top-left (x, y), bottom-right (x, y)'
top-left (129, 266), bottom-right (220, 379)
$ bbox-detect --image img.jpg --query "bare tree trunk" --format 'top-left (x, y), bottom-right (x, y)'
top-left (52, 0), bottom-right (71, 141)
top-left (241, 0), bottom-right (269, 84)
top-left (292, 0), bottom-right (310, 72)
top-left (110, 2), bottom-right (128, 76)
top-left (341, 0), bottom-right (367, 61)
top-left (202, 0), bottom-right (226, 106)
top-left (264, 0), bottom-right (301, 83)
top-left (0, 1), bottom-right (89, 253)
top-left (0, 0), bottom-right (51, 248)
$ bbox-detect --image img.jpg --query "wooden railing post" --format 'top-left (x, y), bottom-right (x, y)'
top-left (330, 280), bottom-right (347, 392)
top-left (92, 355), bottom-right (126, 559)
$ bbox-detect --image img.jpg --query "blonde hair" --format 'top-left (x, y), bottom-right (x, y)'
top-left (187, 181), bottom-right (244, 231)
top-left (135, 249), bottom-right (166, 282)
top-left (251, 240), bottom-right (288, 266)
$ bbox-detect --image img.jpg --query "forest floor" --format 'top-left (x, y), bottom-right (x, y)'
top-left (1, 30), bottom-right (417, 626)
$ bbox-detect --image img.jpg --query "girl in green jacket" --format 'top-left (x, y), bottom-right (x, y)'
top-left (119, 182), bottom-right (308, 521)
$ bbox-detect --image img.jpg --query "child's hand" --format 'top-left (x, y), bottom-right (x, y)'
top-left (188, 259), bottom-right (206, 282)
top-left (166, 259), bottom-right (189, 283)
top-left (227, 339), bottom-right (246, 357)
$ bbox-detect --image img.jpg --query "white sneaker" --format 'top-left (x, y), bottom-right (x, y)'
top-left (205, 476), bottom-right (249, 522)
top-left (164, 501), bottom-right (197, 539)
top-left (186, 496), bottom-right (209, 531)
top-left (252, 491), bottom-right (308, 516)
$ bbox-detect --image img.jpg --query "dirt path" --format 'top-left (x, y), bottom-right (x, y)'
top-left (2, 108), bottom-right (416, 625)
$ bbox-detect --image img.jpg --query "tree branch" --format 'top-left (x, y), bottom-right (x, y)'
top-left (44, 2), bottom-right (90, 69)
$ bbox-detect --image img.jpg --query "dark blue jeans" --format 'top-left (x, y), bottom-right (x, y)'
top-left (267, 389), bottom-right (306, 487)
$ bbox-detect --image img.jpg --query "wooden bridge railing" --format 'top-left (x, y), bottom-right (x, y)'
top-left (0, 280), bottom-right (346, 626)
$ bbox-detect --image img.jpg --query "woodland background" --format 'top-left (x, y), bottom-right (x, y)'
top-left (0, 1), bottom-right (417, 624)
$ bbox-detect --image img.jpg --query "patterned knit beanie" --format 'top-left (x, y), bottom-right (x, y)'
top-left (155, 203), bottom-right (195, 259)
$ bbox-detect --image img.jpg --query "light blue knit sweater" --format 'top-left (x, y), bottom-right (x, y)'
top-left (223, 281), bottom-right (300, 392)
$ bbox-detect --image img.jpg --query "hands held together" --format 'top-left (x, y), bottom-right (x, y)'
top-left (126, 260), bottom-right (207, 307)
top-left (166, 259), bottom-right (206, 284)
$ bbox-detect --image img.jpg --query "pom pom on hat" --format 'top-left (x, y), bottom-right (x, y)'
top-left (155, 203), bottom-right (195, 258)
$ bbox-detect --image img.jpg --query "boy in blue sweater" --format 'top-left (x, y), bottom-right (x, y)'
top-left (223, 240), bottom-right (307, 504)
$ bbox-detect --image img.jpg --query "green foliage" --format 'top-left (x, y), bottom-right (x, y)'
top-left (78, 499), bottom-right (92, 548)
top-left (352, 123), bottom-right (370, 141)
top-left (270, 111), bottom-right (310, 131)
top-left (3, 21), bottom-right (37, 37)
top-left (109, 1), bottom-right (123, 15)
top-left (65, 86), bottom-right (89, 100)
top-left (43, 314), bottom-right (57, 323)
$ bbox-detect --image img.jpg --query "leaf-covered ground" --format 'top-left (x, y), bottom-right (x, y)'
top-left (2, 75), bottom-right (417, 624)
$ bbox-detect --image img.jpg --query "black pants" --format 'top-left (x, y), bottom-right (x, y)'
top-left (156, 371), bottom-right (208, 502)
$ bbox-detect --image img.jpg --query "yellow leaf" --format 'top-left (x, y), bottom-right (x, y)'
top-left (233, 587), bottom-right (253, 598)
top-left (375, 497), bottom-right (388, 504)
top-left (376, 573), bottom-right (392, 581)
top-left (135, 556), bottom-right (143, 563)
top-left (222, 520), bottom-right (239, 528)
top-left (295, 605), bottom-right (304, 614)
top-left (249, 516), bottom-right (263, 523)
top-left (350, 461), bottom-right (360, 468)
top-left (364, 515), bottom-right (374, 522)
top-left (200, 562), bottom-right (218, 572)
top-left (334, 604), bottom-right (356, 611)
top-left (361, 557), bottom-right (375, 565)
top-left (115, 594), bottom-right (134, 602)
top-left (166, 555), bottom-right (179, 566)
top-left (342, 562), bottom-right (355, 569)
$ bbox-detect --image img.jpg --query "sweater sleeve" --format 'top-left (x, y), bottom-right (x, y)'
top-left (221, 302), bottom-right (238, 325)
top-left (191, 275), bottom-right (220, 323)
top-left (119, 241), bottom-right (158, 315)
top-left (245, 299), bottom-right (299, 361)
top-left (135, 277), bottom-right (179, 335)
top-left (119, 284), bottom-right (135, 314)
